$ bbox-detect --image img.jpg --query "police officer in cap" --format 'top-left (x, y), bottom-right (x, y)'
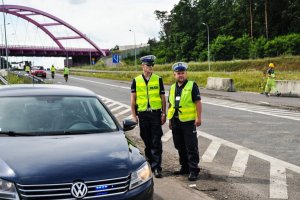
top-left (167, 62), bottom-right (202, 181)
top-left (130, 55), bottom-right (166, 178)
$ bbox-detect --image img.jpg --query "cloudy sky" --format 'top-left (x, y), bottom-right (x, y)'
top-left (4, 0), bottom-right (179, 49)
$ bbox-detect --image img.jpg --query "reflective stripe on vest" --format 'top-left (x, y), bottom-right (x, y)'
top-left (135, 74), bottom-right (162, 112)
top-left (167, 81), bottom-right (196, 122)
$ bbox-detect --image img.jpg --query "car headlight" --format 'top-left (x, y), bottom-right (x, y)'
top-left (129, 162), bottom-right (152, 190)
top-left (0, 178), bottom-right (19, 200)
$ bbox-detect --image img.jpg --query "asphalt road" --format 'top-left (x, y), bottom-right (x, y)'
top-left (50, 72), bottom-right (300, 200)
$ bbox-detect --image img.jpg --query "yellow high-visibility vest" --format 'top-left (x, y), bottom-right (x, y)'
top-left (25, 65), bottom-right (30, 72)
top-left (167, 81), bottom-right (196, 122)
top-left (51, 66), bottom-right (56, 72)
top-left (135, 74), bottom-right (162, 112)
top-left (64, 67), bottom-right (69, 75)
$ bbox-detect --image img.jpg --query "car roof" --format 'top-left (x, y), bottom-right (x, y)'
top-left (0, 84), bottom-right (98, 97)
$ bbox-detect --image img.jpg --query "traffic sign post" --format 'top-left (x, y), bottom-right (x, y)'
top-left (112, 54), bottom-right (120, 64)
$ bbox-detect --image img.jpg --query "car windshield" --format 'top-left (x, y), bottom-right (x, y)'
top-left (0, 96), bottom-right (118, 135)
top-left (33, 66), bottom-right (44, 70)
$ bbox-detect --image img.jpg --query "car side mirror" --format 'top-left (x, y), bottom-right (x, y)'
top-left (123, 119), bottom-right (137, 132)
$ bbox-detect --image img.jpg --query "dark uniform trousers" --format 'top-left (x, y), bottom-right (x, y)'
top-left (138, 111), bottom-right (163, 171)
top-left (172, 117), bottom-right (200, 174)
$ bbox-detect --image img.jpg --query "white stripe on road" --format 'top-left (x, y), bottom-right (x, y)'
top-left (114, 108), bottom-right (131, 117)
top-left (201, 140), bottom-right (222, 163)
top-left (198, 131), bottom-right (300, 174)
top-left (106, 102), bottom-right (117, 107)
top-left (71, 76), bottom-right (130, 90)
top-left (229, 150), bottom-right (249, 177)
top-left (270, 165), bottom-right (288, 199)
top-left (203, 100), bottom-right (300, 121)
top-left (96, 92), bottom-right (296, 199)
top-left (110, 105), bottom-right (124, 112)
top-left (98, 95), bottom-right (131, 109)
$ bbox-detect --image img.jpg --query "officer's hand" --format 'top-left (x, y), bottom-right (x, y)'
top-left (161, 115), bottom-right (166, 125)
top-left (194, 118), bottom-right (201, 127)
top-left (132, 116), bottom-right (138, 123)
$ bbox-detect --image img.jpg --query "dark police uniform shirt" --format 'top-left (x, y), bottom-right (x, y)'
top-left (131, 74), bottom-right (165, 110)
top-left (266, 68), bottom-right (275, 75)
top-left (169, 79), bottom-right (201, 120)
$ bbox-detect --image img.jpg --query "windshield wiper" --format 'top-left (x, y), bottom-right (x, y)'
top-left (0, 131), bottom-right (34, 136)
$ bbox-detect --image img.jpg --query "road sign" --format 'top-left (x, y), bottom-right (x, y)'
top-left (112, 54), bottom-right (120, 64)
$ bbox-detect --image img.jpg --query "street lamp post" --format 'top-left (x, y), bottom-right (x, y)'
top-left (129, 29), bottom-right (137, 71)
top-left (2, 0), bottom-right (9, 69)
top-left (202, 23), bottom-right (210, 72)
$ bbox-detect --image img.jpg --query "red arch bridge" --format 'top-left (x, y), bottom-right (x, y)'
top-left (0, 5), bottom-right (109, 66)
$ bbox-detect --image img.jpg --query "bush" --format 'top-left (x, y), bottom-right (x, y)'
top-left (264, 34), bottom-right (300, 57)
top-left (249, 36), bottom-right (267, 59)
top-left (211, 35), bottom-right (235, 61)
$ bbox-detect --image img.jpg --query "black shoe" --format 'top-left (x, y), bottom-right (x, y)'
top-left (153, 169), bottom-right (162, 178)
top-left (265, 92), bottom-right (270, 97)
top-left (174, 168), bottom-right (190, 175)
top-left (188, 172), bottom-right (198, 181)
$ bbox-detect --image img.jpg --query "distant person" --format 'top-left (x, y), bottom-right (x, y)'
top-left (167, 62), bottom-right (202, 181)
top-left (130, 55), bottom-right (166, 178)
top-left (25, 64), bottom-right (30, 74)
top-left (264, 63), bottom-right (281, 97)
top-left (63, 65), bottom-right (69, 82)
top-left (50, 65), bottom-right (56, 79)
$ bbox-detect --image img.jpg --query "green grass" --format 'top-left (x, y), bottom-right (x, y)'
top-left (75, 55), bottom-right (300, 72)
top-left (70, 70), bottom-right (300, 93)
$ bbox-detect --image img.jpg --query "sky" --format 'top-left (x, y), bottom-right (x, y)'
top-left (1, 0), bottom-right (179, 67)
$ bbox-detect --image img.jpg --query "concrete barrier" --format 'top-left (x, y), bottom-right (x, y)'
top-left (276, 80), bottom-right (300, 97)
top-left (206, 77), bottom-right (235, 92)
top-left (0, 69), bottom-right (8, 77)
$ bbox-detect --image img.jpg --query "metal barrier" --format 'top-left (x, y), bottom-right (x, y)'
top-left (0, 70), bottom-right (45, 85)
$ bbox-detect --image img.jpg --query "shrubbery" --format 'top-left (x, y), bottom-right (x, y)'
top-left (209, 34), bottom-right (300, 61)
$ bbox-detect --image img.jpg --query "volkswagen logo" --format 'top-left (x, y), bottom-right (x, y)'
top-left (71, 182), bottom-right (88, 199)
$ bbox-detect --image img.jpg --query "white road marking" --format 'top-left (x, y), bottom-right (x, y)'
top-left (109, 105), bottom-right (124, 112)
top-left (106, 102), bottom-right (117, 107)
top-left (201, 140), bottom-right (222, 163)
top-left (114, 108), bottom-right (131, 117)
top-left (203, 99), bottom-right (300, 121)
top-left (71, 76), bottom-right (130, 90)
top-left (270, 165), bottom-right (288, 199)
top-left (98, 95), bottom-right (131, 109)
top-left (198, 131), bottom-right (300, 174)
top-left (229, 150), bottom-right (249, 177)
top-left (96, 94), bottom-right (298, 199)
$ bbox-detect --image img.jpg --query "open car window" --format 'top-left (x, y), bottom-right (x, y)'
top-left (0, 96), bottom-right (118, 135)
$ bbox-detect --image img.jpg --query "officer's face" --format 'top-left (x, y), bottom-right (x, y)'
top-left (142, 64), bottom-right (153, 73)
top-left (174, 71), bottom-right (187, 83)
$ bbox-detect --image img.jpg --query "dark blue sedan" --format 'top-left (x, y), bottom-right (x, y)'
top-left (0, 84), bottom-right (153, 200)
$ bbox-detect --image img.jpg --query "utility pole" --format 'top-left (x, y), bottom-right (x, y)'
top-left (2, 0), bottom-right (8, 69)
top-left (129, 29), bottom-right (137, 71)
top-left (202, 23), bottom-right (210, 72)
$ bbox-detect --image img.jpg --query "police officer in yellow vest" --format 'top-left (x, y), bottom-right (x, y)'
top-left (63, 65), bottom-right (70, 82)
top-left (50, 64), bottom-right (56, 79)
top-left (25, 64), bottom-right (31, 74)
top-left (167, 62), bottom-right (202, 181)
top-left (130, 55), bottom-right (166, 178)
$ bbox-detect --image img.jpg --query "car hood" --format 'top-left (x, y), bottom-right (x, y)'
top-left (0, 132), bottom-right (144, 184)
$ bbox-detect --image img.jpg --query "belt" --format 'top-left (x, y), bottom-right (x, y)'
top-left (139, 108), bottom-right (161, 113)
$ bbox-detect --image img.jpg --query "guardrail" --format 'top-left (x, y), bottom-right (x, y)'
top-left (0, 70), bottom-right (45, 85)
